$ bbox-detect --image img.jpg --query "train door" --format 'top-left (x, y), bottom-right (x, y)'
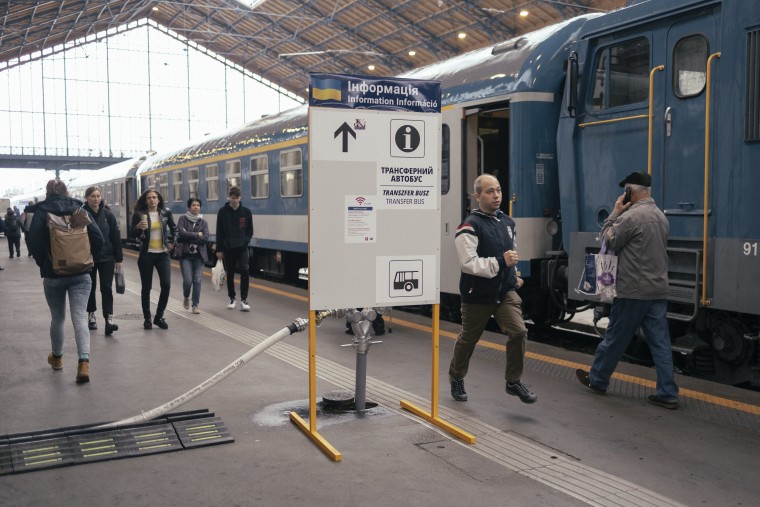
top-left (660, 14), bottom-right (718, 236)
top-left (463, 102), bottom-right (511, 214)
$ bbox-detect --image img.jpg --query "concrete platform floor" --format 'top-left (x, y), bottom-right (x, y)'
top-left (2, 251), bottom-right (760, 506)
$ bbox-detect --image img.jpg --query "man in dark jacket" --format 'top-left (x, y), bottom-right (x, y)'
top-left (448, 174), bottom-right (536, 404)
top-left (215, 185), bottom-right (254, 311)
top-left (29, 179), bottom-right (104, 384)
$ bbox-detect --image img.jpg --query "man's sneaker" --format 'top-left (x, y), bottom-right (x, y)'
top-left (227, 299), bottom-right (237, 309)
top-left (153, 316), bottom-right (169, 330)
top-left (192, 306), bottom-right (201, 314)
top-left (506, 380), bottom-right (537, 403)
top-left (183, 298), bottom-right (191, 310)
top-left (47, 352), bottom-right (63, 371)
top-left (450, 377), bottom-right (467, 402)
top-left (647, 395), bottom-right (678, 410)
top-left (76, 359), bottom-right (90, 383)
top-left (88, 312), bottom-right (97, 330)
top-left (143, 319), bottom-right (153, 330)
top-left (575, 369), bottom-right (606, 394)
top-left (240, 300), bottom-right (251, 312)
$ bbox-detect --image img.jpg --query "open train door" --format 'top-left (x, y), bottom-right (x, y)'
top-left (660, 13), bottom-right (718, 237)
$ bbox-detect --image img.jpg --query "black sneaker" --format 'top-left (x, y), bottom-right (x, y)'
top-left (647, 395), bottom-right (678, 410)
top-left (153, 316), bottom-right (169, 330)
top-left (88, 312), bottom-right (97, 330)
top-left (575, 369), bottom-right (606, 394)
top-left (506, 380), bottom-right (537, 403)
top-left (450, 377), bottom-right (467, 402)
top-left (143, 319), bottom-right (153, 330)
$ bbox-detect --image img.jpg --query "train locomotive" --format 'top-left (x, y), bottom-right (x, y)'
top-left (69, 0), bottom-right (760, 386)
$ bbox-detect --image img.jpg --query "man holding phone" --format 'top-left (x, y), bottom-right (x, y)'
top-left (575, 171), bottom-right (679, 409)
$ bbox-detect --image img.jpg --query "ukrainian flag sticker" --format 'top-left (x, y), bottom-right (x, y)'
top-left (312, 78), bottom-right (342, 102)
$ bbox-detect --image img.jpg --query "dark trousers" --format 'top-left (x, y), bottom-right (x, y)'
top-left (6, 235), bottom-right (20, 256)
top-left (137, 252), bottom-right (171, 320)
top-left (87, 261), bottom-right (115, 316)
top-left (222, 247), bottom-right (249, 300)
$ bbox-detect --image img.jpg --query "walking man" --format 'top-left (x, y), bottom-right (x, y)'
top-left (448, 174), bottom-right (536, 404)
top-left (215, 186), bottom-right (253, 311)
top-left (576, 171), bottom-right (679, 409)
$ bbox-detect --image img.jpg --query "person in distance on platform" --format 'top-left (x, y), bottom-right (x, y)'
top-left (21, 200), bottom-right (36, 256)
top-left (29, 179), bottom-right (104, 383)
top-left (448, 174), bottom-right (536, 404)
top-left (4, 207), bottom-right (22, 258)
top-left (215, 186), bottom-right (253, 312)
top-left (576, 171), bottom-right (679, 409)
top-left (83, 186), bottom-right (123, 335)
top-left (0, 214), bottom-right (5, 269)
top-left (175, 197), bottom-right (209, 315)
top-left (130, 189), bottom-right (177, 330)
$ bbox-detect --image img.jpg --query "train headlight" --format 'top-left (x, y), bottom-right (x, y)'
top-left (546, 219), bottom-right (559, 236)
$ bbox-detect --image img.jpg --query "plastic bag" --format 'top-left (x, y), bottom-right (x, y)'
top-left (575, 239), bottom-right (617, 302)
top-left (211, 260), bottom-right (226, 292)
top-left (114, 263), bottom-right (126, 294)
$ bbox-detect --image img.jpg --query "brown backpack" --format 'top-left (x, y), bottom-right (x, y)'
top-left (47, 208), bottom-right (94, 275)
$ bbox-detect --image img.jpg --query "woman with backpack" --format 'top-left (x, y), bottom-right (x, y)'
top-left (83, 186), bottom-right (124, 336)
top-left (174, 197), bottom-right (209, 315)
top-left (4, 208), bottom-right (22, 258)
top-left (28, 179), bottom-right (104, 384)
top-left (130, 189), bottom-right (176, 330)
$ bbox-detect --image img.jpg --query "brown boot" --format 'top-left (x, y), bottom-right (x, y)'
top-left (47, 352), bottom-right (63, 370)
top-left (76, 359), bottom-right (90, 383)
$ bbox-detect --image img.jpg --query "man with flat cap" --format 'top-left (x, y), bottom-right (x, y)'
top-left (576, 171), bottom-right (679, 409)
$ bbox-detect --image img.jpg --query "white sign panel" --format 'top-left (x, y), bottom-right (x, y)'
top-left (308, 73), bottom-right (441, 310)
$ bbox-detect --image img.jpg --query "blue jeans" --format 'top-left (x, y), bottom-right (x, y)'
top-left (590, 298), bottom-right (679, 401)
top-left (180, 255), bottom-right (204, 307)
top-left (43, 274), bottom-right (92, 357)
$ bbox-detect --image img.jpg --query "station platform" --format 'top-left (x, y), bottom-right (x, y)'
top-left (2, 251), bottom-right (760, 506)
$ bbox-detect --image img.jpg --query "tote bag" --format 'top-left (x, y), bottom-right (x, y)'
top-left (576, 239), bottom-right (617, 303)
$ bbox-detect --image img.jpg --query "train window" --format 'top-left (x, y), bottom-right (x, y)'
top-left (591, 37), bottom-right (650, 110)
top-left (280, 148), bottom-right (303, 197)
top-left (207, 165), bottom-right (219, 200)
top-left (250, 155), bottom-right (269, 199)
top-left (745, 30), bottom-right (760, 142)
top-left (226, 160), bottom-right (241, 190)
top-left (120, 183), bottom-right (124, 206)
top-left (147, 175), bottom-right (156, 190)
top-left (173, 171), bottom-right (183, 202)
top-left (441, 124), bottom-right (450, 195)
top-left (159, 173), bottom-right (169, 200)
top-left (106, 184), bottom-right (114, 206)
top-left (673, 35), bottom-right (707, 98)
top-left (188, 168), bottom-right (199, 199)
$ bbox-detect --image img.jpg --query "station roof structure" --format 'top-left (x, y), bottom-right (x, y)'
top-left (1, 0), bottom-right (628, 99)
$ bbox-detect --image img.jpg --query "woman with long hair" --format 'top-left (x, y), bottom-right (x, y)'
top-left (83, 186), bottom-right (123, 335)
top-left (130, 189), bottom-right (176, 330)
top-left (174, 197), bottom-right (209, 314)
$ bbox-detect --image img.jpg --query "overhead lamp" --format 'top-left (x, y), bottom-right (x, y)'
top-left (520, 10), bottom-right (529, 17)
top-left (368, 64), bottom-right (375, 71)
top-left (152, 6), bottom-right (159, 11)
top-left (408, 50), bottom-right (416, 56)
top-left (458, 32), bottom-right (467, 39)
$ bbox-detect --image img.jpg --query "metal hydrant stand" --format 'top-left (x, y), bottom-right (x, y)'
top-left (342, 307), bottom-right (387, 411)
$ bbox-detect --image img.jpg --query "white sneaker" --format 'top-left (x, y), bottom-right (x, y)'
top-left (227, 298), bottom-right (236, 309)
top-left (240, 300), bottom-right (251, 312)
top-left (192, 306), bottom-right (200, 314)
top-left (183, 298), bottom-right (190, 310)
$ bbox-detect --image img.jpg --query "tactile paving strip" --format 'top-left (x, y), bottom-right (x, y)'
top-left (0, 409), bottom-right (232, 475)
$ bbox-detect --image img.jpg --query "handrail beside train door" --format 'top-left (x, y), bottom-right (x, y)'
top-left (701, 52), bottom-right (721, 307)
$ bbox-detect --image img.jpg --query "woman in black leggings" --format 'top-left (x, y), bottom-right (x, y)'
top-left (130, 189), bottom-right (176, 330)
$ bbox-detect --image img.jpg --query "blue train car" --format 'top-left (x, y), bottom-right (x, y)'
top-left (559, 0), bottom-right (760, 384)
top-left (77, 0), bottom-right (760, 385)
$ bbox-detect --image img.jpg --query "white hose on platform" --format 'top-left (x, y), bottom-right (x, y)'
top-left (96, 318), bottom-right (308, 429)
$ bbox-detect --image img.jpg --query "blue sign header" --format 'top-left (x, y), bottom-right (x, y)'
top-left (309, 72), bottom-right (441, 113)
